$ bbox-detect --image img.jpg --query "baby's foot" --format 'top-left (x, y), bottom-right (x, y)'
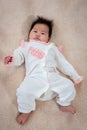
top-left (58, 105), bottom-right (76, 114)
top-left (16, 112), bottom-right (31, 125)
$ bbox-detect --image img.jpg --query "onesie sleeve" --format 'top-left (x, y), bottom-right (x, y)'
top-left (54, 46), bottom-right (81, 80)
top-left (12, 46), bottom-right (25, 66)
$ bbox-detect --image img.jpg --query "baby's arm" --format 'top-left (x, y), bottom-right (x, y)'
top-left (4, 55), bottom-right (14, 65)
top-left (4, 40), bottom-right (26, 66)
top-left (54, 46), bottom-right (83, 84)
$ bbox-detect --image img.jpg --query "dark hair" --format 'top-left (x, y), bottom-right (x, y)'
top-left (29, 16), bottom-right (53, 39)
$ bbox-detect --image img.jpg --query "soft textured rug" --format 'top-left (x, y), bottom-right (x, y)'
top-left (0, 0), bottom-right (87, 130)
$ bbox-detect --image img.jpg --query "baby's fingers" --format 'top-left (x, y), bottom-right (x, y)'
top-left (4, 56), bottom-right (13, 64)
top-left (74, 76), bottom-right (84, 85)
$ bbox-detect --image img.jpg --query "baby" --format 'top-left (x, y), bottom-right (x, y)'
top-left (4, 16), bottom-right (83, 125)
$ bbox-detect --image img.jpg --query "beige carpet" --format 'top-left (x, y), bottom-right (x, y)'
top-left (0, 0), bottom-right (87, 129)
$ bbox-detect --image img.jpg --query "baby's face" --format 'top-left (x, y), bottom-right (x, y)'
top-left (29, 23), bottom-right (50, 43)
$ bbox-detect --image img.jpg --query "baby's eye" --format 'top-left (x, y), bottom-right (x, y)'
top-left (33, 30), bottom-right (37, 33)
top-left (41, 32), bottom-right (45, 35)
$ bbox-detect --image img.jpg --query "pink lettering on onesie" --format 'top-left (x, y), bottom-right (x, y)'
top-left (29, 46), bottom-right (45, 59)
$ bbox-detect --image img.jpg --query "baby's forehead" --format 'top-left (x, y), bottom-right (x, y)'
top-left (33, 23), bottom-right (49, 32)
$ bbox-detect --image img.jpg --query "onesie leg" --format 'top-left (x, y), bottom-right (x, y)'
top-left (16, 76), bottom-right (40, 113)
top-left (56, 80), bottom-right (76, 106)
top-left (16, 89), bottom-right (36, 125)
top-left (55, 79), bottom-right (76, 114)
top-left (50, 75), bottom-right (76, 114)
top-left (16, 89), bottom-right (36, 113)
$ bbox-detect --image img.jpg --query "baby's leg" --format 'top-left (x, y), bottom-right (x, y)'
top-left (16, 75), bottom-right (46, 124)
top-left (51, 78), bottom-right (76, 114)
top-left (16, 92), bottom-right (36, 124)
top-left (57, 80), bottom-right (76, 114)
top-left (16, 90), bottom-right (36, 124)
top-left (16, 85), bottom-right (36, 124)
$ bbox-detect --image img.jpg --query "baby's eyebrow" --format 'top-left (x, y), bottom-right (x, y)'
top-left (33, 28), bottom-right (38, 30)
top-left (33, 27), bottom-right (48, 34)
top-left (41, 30), bottom-right (48, 33)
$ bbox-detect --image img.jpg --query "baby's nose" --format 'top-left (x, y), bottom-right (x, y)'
top-left (36, 33), bottom-right (40, 37)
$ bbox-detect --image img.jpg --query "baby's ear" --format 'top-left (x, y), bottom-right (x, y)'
top-left (20, 40), bottom-right (26, 48)
top-left (58, 45), bottom-right (63, 52)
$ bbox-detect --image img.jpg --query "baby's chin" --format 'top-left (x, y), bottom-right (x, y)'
top-left (29, 38), bottom-right (49, 44)
top-left (30, 38), bottom-right (43, 42)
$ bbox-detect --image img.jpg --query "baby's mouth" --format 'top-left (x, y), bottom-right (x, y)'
top-left (34, 38), bottom-right (40, 41)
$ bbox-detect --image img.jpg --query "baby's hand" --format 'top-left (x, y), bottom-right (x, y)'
top-left (4, 55), bottom-right (14, 65)
top-left (73, 76), bottom-right (84, 85)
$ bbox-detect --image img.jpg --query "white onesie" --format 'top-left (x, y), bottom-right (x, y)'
top-left (12, 40), bottom-right (80, 113)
